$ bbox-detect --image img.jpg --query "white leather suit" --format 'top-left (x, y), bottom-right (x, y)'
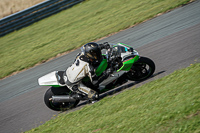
top-left (64, 53), bottom-right (97, 99)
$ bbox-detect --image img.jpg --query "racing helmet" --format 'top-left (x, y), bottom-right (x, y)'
top-left (81, 42), bottom-right (102, 64)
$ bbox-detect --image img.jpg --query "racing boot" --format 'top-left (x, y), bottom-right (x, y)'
top-left (88, 90), bottom-right (99, 103)
top-left (78, 83), bottom-right (99, 103)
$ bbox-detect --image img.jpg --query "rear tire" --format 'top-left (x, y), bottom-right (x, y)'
top-left (126, 57), bottom-right (155, 81)
top-left (44, 86), bottom-right (80, 111)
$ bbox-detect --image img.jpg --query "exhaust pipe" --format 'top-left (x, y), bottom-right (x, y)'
top-left (51, 94), bottom-right (83, 103)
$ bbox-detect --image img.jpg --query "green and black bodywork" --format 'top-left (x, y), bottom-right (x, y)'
top-left (96, 43), bottom-right (140, 76)
top-left (82, 43), bottom-right (140, 93)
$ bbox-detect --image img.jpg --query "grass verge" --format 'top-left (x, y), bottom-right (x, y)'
top-left (26, 63), bottom-right (200, 133)
top-left (0, 0), bottom-right (192, 79)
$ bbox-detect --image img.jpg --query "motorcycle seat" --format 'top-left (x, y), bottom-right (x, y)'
top-left (56, 71), bottom-right (65, 85)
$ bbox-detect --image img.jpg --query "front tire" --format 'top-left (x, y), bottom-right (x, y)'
top-left (44, 86), bottom-right (80, 111)
top-left (126, 57), bottom-right (155, 81)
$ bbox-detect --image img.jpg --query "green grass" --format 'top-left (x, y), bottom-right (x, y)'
top-left (0, 0), bottom-right (192, 79)
top-left (26, 63), bottom-right (200, 133)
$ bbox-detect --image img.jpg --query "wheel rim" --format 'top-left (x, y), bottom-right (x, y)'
top-left (128, 62), bottom-right (152, 80)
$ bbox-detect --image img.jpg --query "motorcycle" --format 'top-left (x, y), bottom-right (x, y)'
top-left (38, 43), bottom-right (155, 111)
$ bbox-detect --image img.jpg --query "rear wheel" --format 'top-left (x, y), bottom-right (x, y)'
top-left (126, 57), bottom-right (155, 81)
top-left (44, 86), bottom-right (80, 111)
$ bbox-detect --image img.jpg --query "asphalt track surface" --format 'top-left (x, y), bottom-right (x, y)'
top-left (0, 1), bottom-right (200, 132)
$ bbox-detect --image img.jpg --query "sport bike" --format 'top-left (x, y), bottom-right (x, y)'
top-left (38, 43), bottom-right (155, 111)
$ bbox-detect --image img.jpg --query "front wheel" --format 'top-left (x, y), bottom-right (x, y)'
top-left (126, 57), bottom-right (155, 81)
top-left (44, 86), bottom-right (80, 111)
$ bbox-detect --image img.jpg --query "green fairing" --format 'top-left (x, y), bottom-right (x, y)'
top-left (117, 55), bottom-right (139, 72)
top-left (52, 85), bottom-right (62, 87)
top-left (95, 58), bottom-right (108, 76)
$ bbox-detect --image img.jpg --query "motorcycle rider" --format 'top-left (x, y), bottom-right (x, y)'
top-left (64, 42), bottom-right (112, 102)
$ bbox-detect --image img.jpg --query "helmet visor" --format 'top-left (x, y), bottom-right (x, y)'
top-left (90, 49), bottom-right (102, 62)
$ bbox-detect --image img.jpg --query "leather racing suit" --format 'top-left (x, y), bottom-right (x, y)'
top-left (64, 42), bottom-right (110, 100)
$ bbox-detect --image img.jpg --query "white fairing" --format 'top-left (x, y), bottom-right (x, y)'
top-left (38, 71), bottom-right (60, 86)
